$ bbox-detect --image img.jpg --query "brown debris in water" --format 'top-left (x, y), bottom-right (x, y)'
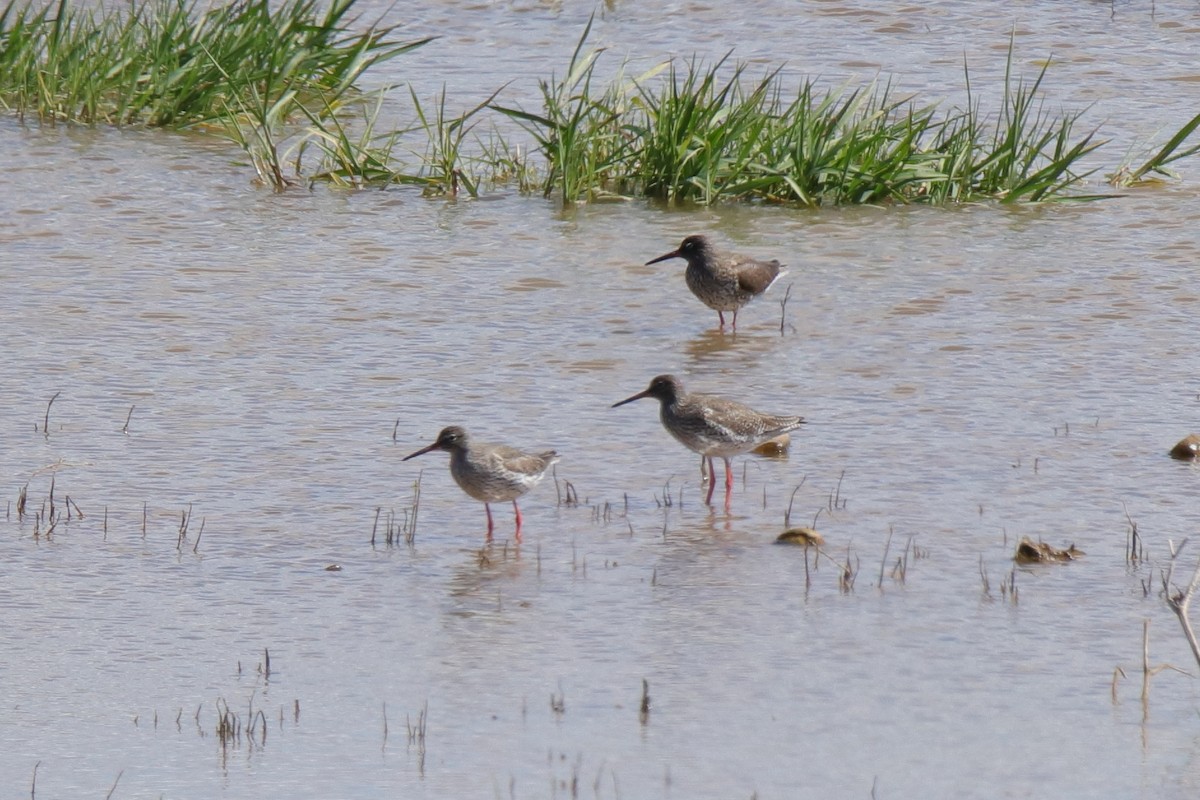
top-left (776, 527), bottom-right (825, 547)
top-left (1169, 433), bottom-right (1200, 460)
top-left (1014, 537), bottom-right (1084, 564)
top-left (753, 433), bottom-right (791, 456)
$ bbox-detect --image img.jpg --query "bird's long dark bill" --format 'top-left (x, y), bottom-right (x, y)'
top-left (644, 249), bottom-right (681, 266)
top-left (611, 390), bottom-right (653, 408)
top-left (402, 442), bottom-right (441, 461)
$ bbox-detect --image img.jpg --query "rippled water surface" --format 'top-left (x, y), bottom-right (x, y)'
top-left (4, 2), bottom-right (1200, 798)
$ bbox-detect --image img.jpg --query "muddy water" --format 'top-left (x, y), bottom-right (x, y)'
top-left (4, 2), bottom-right (1200, 798)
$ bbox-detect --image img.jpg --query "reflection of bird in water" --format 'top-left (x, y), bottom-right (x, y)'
top-left (681, 327), bottom-right (782, 372)
top-left (682, 328), bottom-right (743, 363)
top-left (612, 374), bottom-right (805, 506)
top-left (403, 426), bottom-right (559, 542)
top-left (646, 234), bottom-right (787, 330)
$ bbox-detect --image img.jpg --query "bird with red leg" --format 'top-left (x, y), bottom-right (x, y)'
top-left (403, 426), bottom-right (559, 542)
top-left (612, 375), bottom-right (804, 509)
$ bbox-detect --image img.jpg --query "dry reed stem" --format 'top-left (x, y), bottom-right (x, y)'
top-left (878, 526), bottom-right (894, 589)
top-left (65, 495), bottom-right (83, 520)
top-left (1122, 501), bottom-right (1143, 563)
top-left (828, 470), bottom-right (847, 511)
top-left (408, 472), bottom-right (422, 545)
top-left (783, 481), bottom-right (806, 527)
top-left (176, 504), bottom-right (192, 550)
top-left (1000, 566), bottom-right (1019, 604)
top-left (654, 478), bottom-right (673, 509)
top-left (1122, 618), bottom-right (1190, 707)
top-left (1111, 666), bottom-right (1125, 704)
top-left (803, 543), bottom-right (812, 590)
top-left (894, 536), bottom-right (914, 582)
top-left (1164, 539), bottom-right (1200, 671)
top-left (104, 770), bottom-right (123, 800)
top-left (778, 282), bottom-right (794, 335)
top-left (837, 544), bottom-right (858, 592)
top-left (41, 392), bottom-right (60, 436)
top-left (1142, 619), bottom-right (1152, 704)
top-left (406, 701), bottom-right (428, 776)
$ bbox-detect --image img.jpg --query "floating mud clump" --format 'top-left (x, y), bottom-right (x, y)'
top-left (775, 527), bottom-right (824, 547)
top-left (753, 433), bottom-right (791, 456)
top-left (1169, 433), bottom-right (1200, 460)
top-left (1014, 537), bottom-right (1084, 564)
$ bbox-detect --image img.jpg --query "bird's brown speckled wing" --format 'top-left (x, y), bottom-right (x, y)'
top-left (735, 258), bottom-right (784, 295)
top-left (691, 394), bottom-right (766, 439)
top-left (494, 446), bottom-right (558, 478)
top-left (758, 413), bottom-right (806, 435)
top-left (692, 394), bottom-right (804, 439)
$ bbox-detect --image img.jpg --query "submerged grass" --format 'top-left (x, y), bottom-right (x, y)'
top-left (1, 1), bottom-right (1196, 202)
top-left (1109, 109), bottom-right (1200, 187)
top-left (405, 84), bottom-right (504, 197)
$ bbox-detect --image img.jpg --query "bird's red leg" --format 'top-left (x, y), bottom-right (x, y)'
top-left (705, 457), bottom-right (717, 505)
top-left (512, 500), bottom-right (523, 543)
top-left (485, 503), bottom-right (495, 541)
top-left (717, 310), bottom-right (726, 329)
top-left (731, 310), bottom-right (738, 331)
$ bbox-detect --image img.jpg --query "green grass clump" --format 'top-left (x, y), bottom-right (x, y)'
top-left (492, 14), bottom-right (656, 200)
top-left (2, 2), bottom-right (1196, 202)
top-left (629, 55), bottom-right (775, 203)
top-left (0, 0), bottom-right (428, 127)
top-left (494, 29), bottom-right (1127, 206)
top-left (0, 0), bottom-right (434, 189)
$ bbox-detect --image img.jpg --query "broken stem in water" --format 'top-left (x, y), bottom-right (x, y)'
top-left (1164, 538), bottom-right (1200, 671)
top-left (43, 391), bottom-right (60, 435)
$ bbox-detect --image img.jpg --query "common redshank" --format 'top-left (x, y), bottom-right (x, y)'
top-left (403, 426), bottom-right (559, 541)
top-left (611, 374), bottom-right (805, 506)
top-left (645, 234), bottom-right (787, 330)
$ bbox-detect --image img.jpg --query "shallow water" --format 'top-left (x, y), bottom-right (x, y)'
top-left (4, 1), bottom-right (1200, 798)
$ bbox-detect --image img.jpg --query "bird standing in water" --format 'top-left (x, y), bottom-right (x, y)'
top-left (611, 375), bottom-right (805, 507)
top-left (403, 426), bottom-right (559, 542)
top-left (645, 234), bottom-right (787, 330)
